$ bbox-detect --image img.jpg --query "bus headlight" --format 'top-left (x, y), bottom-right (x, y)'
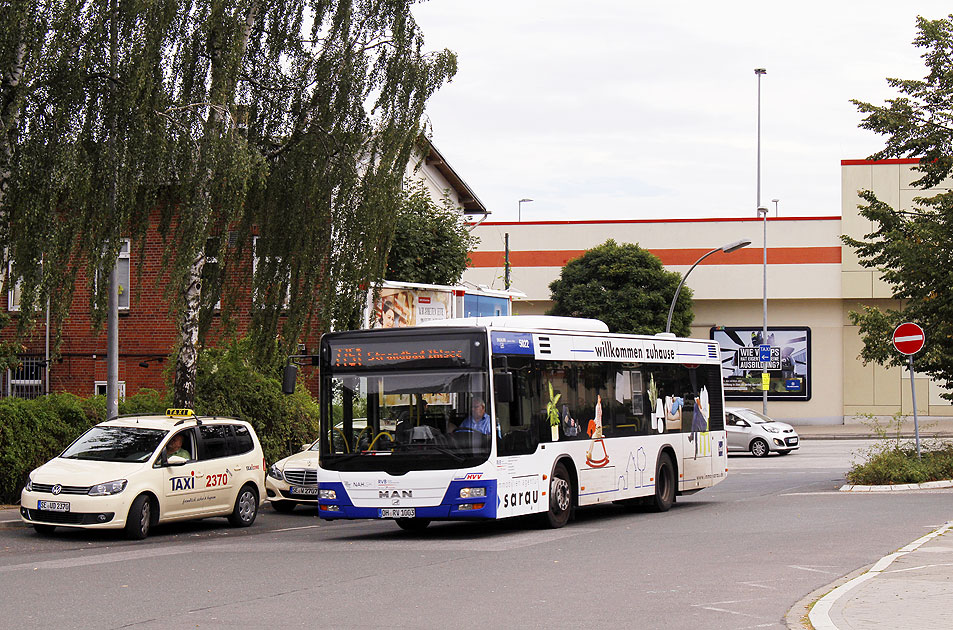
top-left (459, 487), bottom-right (486, 499)
top-left (319, 489), bottom-right (337, 500)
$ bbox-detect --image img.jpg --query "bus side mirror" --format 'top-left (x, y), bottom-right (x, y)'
top-left (282, 364), bottom-right (298, 395)
top-left (494, 372), bottom-right (514, 403)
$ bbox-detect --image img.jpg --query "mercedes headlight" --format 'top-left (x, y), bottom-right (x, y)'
top-left (268, 464), bottom-right (284, 481)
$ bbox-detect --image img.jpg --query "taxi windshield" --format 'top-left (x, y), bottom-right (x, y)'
top-left (61, 426), bottom-right (167, 463)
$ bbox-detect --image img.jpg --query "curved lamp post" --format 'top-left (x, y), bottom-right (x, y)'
top-left (665, 239), bottom-right (752, 334)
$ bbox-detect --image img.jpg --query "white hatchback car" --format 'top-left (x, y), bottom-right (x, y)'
top-left (725, 407), bottom-right (800, 457)
top-left (20, 409), bottom-right (266, 539)
top-left (265, 438), bottom-right (320, 512)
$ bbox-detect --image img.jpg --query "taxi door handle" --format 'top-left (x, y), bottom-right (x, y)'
top-left (232, 467), bottom-right (242, 472)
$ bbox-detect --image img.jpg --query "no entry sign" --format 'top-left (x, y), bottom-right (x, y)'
top-left (893, 322), bottom-right (925, 355)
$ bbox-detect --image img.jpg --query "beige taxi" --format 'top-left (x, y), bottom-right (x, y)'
top-left (20, 409), bottom-right (266, 539)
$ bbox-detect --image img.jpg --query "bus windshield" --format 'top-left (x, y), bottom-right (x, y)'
top-left (321, 369), bottom-right (491, 472)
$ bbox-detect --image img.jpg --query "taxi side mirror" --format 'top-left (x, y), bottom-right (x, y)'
top-left (300, 443), bottom-right (310, 451)
top-left (166, 455), bottom-right (188, 466)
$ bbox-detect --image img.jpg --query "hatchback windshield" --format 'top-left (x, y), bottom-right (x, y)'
top-left (61, 426), bottom-right (166, 463)
top-left (737, 409), bottom-right (775, 424)
top-left (322, 369), bottom-right (491, 472)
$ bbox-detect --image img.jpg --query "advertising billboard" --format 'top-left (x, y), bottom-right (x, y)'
top-left (710, 326), bottom-right (811, 401)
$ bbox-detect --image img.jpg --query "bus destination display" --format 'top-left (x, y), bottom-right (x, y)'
top-left (328, 338), bottom-right (478, 369)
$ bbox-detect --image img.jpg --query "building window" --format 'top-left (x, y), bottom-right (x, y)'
top-left (203, 237), bottom-right (222, 310)
top-left (94, 381), bottom-right (126, 400)
top-left (252, 236), bottom-right (290, 308)
top-left (6, 358), bottom-right (44, 399)
top-left (94, 239), bottom-right (131, 310)
top-left (7, 259), bottom-right (23, 312)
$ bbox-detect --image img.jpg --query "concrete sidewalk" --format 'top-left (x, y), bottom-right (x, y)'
top-left (793, 521), bottom-right (953, 630)
top-left (792, 417), bottom-right (953, 440)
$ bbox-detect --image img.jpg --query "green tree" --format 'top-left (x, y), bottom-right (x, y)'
top-left (384, 179), bottom-right (477, 285)
top-left (547, 239), bottom-right (693, 336)
top-left (846, 15), bottom-right (953, 397)
top-left (0, 1), bottom-right (456, 407)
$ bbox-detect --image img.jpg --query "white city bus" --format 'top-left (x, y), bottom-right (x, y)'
top-left (313, 316), bottom-right (727, 530)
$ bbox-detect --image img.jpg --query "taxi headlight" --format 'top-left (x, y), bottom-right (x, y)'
top-left (88, 480), bottom-right (127, 496)
top-left (24, 477), bottom-right (32, 492)
top-left (319, 489), bottom-right (336, 500)
top-left (268, 464), bottom-right (284, 481)
top-left (459, 487), bottom-right (486, 499)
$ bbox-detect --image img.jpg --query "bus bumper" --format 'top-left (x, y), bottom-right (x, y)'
top-left (317, 480), bottom-right (498, 520)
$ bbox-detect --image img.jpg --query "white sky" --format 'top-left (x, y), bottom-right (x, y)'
top-left (411, 1), bottom-right (951, 221)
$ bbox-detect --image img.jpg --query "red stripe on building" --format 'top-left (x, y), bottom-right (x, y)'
top-left (840, 158), bottom-right (921, 165)
top-left (477, 216), bottom-right (839, 227)
top-left (468, 247), bottom-right (842, 268)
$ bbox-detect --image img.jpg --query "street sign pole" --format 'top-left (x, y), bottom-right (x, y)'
top-left (909, 354), bottom-right (921, 458)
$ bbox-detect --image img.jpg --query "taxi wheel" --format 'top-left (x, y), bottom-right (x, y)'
top-left (228, 484), bottom-right (259, 527)
top-left (33, 524), bottom-right (56, 536)
top-left (125, 494), bottom-right (153, 540)
top-left (271, 500), bottom-right (296, 513)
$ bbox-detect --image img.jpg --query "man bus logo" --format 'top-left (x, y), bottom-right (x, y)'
top-left (379, 490), bottom-right (412, 499)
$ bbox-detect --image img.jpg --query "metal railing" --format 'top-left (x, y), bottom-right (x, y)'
top-left (2, 355), bottom-right (46, 399)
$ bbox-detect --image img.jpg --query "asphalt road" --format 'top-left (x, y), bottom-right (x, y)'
top-left (2, 439), bottom-right (952, 630)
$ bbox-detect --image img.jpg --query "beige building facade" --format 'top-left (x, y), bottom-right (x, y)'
top-left (461, 158), bottom-right (951, 425)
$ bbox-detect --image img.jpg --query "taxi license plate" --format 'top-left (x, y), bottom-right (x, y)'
top-left (290, 486), bottom-right (319, 496)
top-left (379, 508), bottom-right (415, 519)
top-left (38, 500), bottom-right (70, 512)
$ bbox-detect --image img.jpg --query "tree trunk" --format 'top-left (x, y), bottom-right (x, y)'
top-left (0, 19), bottom-right (28, 212)
top-left (171, 1), bottom-right (261, 408)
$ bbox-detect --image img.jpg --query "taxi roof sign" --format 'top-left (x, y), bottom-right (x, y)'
top-left (165, 408), bottom-right (194, 418)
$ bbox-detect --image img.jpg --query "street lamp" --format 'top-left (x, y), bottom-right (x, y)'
top-left (518, 198), bottom-right (533, 222)
top-left (772, 198), bottom-right (779, 217)
top-left (755, 67), bottom-right (769, 414)
top-left (665, 239), bottom-right (751, 334)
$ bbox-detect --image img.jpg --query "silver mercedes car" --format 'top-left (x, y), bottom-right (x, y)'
top-left (725, 407), bottom-right (799, 457)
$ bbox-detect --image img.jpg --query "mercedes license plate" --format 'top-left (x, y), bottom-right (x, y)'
top-left (38, 500), bottom-right (70, 512)
top-left (379, 508), bottom-right (415, 519)
top-left (290, 486), bottom-right (319, 496)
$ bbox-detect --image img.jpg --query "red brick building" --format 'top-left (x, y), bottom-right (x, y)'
top-left (2, 139), bottom-right (485, 400)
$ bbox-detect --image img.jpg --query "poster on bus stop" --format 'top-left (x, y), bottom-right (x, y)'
top-left (370, 287), bottom-right (452, 329)
top-left (710, 326), bottom-right (812, 401)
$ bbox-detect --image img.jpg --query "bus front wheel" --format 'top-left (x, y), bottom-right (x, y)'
top-left (544, 462), bottom-right (573, 528)
top-left (650, 452), bottom-right (675, 512)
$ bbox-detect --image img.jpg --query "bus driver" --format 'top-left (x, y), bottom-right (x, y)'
top-left (458, 398), bottom-right (491, 435)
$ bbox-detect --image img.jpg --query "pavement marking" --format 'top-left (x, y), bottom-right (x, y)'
top-left (808, 520), bottom-right (953, 630)
top-left (269, 524), bottom-right (323, 533)
top-left (789, 565), bottom-right (837, 574)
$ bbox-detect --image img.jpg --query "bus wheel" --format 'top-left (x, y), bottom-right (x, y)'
top-left (650, 453), bottom-right (675, 512)
top-left (544, 462), bottom-right (573, 528)
top-left (396, 518), bottom-right (430, 531)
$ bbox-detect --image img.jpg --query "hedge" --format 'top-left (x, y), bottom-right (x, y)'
top-left (0, 340), bottom-right (319, 505)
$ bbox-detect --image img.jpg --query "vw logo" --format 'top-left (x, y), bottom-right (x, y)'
top-left (51, 484), bottom-right (62, 495)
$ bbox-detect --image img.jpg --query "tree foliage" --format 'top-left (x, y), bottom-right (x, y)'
top-left (846, 15), bottom-right (953, 397)
top-left (384, 179), bottom-right (477, 285)
top-left (0, 0), bottom-right (456, 405)
top-left (547, 239), bottom-right (693, 336)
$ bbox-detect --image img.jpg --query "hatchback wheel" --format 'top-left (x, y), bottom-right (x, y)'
top-left (228, 484), bottom-right (259, 527)
top-left (125, 494), bottom-right (152, 540)
top-left (750, 438), bottom-right (769, 458)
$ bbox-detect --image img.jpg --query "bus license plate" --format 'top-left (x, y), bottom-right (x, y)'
top-left (379, 508), bottom-right (415, 519)
top-left (38, 501), bottom-right (70, 512)
top-left (290, 487), bottom-right (319, 496)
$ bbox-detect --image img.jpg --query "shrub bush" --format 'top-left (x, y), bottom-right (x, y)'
top-left (0, 337), bottom-right (318, 505)
top-left (194, 339), bottom-right (320, 466)
top-left (847, 444), bottom-right (953, 485)
top-left (0, 391), bottom-right (168, 504)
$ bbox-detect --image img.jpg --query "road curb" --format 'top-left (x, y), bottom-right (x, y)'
top-left (839, 480), bottom-right (953, 492)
